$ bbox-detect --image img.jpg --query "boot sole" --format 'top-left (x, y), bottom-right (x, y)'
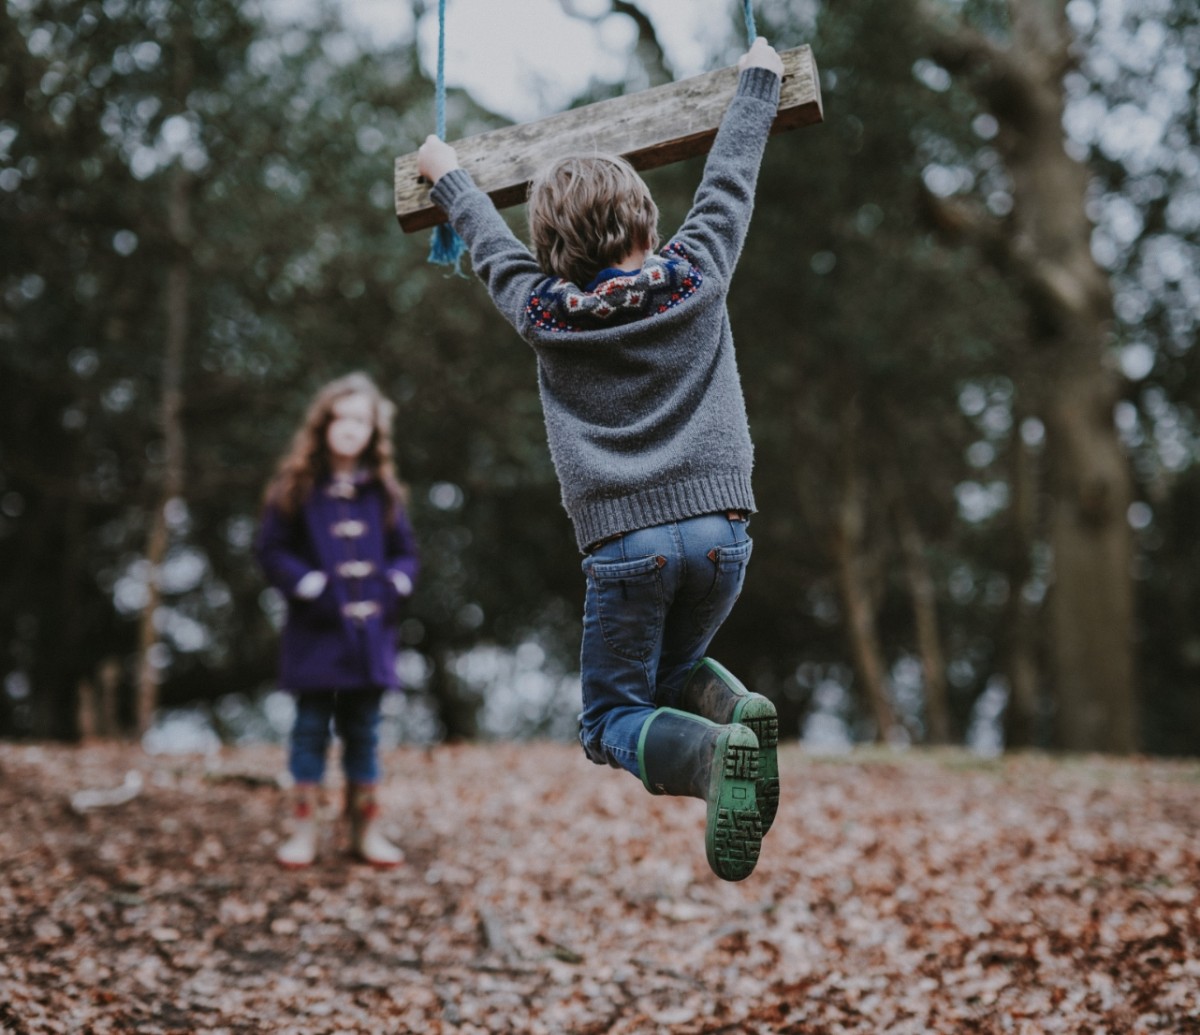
top-left (730, 695), bottom-right (779, 835)
top-left (705, 725), bottom-right (762, 882)
top-left (688, 659), bottom-right (780, 836)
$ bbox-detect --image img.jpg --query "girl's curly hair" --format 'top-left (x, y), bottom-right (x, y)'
top-left (263, 372), bottom-right (406, 517)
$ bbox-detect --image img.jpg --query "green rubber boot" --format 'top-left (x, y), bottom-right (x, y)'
top-left (637, 708), bottom-right (762, 882)
top-left (681, 658), bottom-right (779, 834)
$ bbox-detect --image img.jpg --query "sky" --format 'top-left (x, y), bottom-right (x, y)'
top-left (267, 0), bottom-right (758, 122)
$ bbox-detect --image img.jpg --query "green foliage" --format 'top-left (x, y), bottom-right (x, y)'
top-left (702, 0), bottom-right (1030, 740)
top-left (1, 0), bottom-right (1196, 752)
top-left (0, 0), bottom-right (571, 737)
top-left (1072, 0), bottom-right (1200, 752)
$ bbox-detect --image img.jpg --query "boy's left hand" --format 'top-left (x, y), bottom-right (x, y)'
top-left (418, 135), bottom-right (460, 185)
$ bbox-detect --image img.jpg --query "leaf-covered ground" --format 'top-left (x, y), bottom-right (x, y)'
top-left (1, 740), bottom-right (1198, 1034)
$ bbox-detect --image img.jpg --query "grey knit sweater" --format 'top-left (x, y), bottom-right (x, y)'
top-left (430, 66), bottom-right (781, 551)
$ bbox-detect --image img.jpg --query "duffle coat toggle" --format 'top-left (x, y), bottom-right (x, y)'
top-left (255, 476), bottom-right (420, 691)
top-left (343, 600), bottom-right (381, 622)
top-left (325, 479), bottom-right (359, 500)
top-left (330, 499), bottom-right (379, 624)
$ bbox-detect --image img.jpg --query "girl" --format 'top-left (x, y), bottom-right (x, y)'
top-left (256, 372), bottom-right (420, 869)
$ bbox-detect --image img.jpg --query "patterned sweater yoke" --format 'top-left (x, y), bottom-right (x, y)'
top-left (526, 242), bottom-right (703, 333)
top-left (430, 67), bottom-right (783, 551)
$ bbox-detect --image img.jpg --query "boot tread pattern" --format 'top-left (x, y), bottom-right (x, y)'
top-left (708, 731), bottom-right (763, 881)
top-left (712, 807), bottom-right (762, 875)
top-left (740, 713), bottom-right (780, 833)
top-left (732, 696), bottom-right (779, 835)
top-left (742, 713), bottom-right (779, 748)
top-left (723, 742), bottom-right (759, 781)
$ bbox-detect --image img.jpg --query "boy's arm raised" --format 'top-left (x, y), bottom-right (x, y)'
top-left (674, 40), bottom-right (783, 283)
top-left (419, 136), bottom-right (546, 336)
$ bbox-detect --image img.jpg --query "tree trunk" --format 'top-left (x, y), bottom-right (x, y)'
top-left (892, 490), bottom-right (951, 743)
top-left (135, 162), bottom-right (191, 736)
top-left (830, 402), bottom-right (897, 742)
top-left (98, 657), bottom-right (121, 737)
top-left (927, 0), bottom-right (1138, 751)
top-left (1005, 1), bottom-right (1136, 753)
top-left (78, 658), bottom-right (121, 741)
top-left (1045, 364), bottom-right (1135, 751)
top-left (429, 647), bottom-right (479, 742)
top-left (1002, 408), bottom-right (1042, 749)
top-left (44, 474), bottom-right (87, 739)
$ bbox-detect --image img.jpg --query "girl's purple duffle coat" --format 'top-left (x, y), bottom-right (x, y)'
top-left (255, 476), bottom-right (419, 692)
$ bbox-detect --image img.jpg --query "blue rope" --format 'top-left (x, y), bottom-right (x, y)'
top-left (434, 0), bottom-right (447, 140)
top-left (742, 0), bottom-right (756, 44)
top-left (428, 0), bottom-right (467, 273)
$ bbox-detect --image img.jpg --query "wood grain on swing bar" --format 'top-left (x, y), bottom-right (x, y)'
top-left (394, 45), bottom-right (823, 233)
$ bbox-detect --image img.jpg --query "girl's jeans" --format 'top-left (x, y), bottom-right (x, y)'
top-left (578, 511), bottom-right (753, 777)
top-left (288, 689), bottom-right (384, 785)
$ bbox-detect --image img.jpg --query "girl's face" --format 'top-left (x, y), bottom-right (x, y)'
top-left (325, 391), bottom-right (375, 464)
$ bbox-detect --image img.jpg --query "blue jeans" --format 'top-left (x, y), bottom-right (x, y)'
top-left (578, 512), bottom-right (753, 777)
top-left (288, 690), bottom-right (384, 785)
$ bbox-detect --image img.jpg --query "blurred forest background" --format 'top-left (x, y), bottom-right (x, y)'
top-left (1, 0), bottom-right (1197, 756)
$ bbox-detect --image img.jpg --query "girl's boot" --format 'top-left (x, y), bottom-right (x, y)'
top-left (636, 708), bottom-right (762, 882)
top-left (276, 783), bottom-right (320, 869)
top-left (346, 784), bottom-right (404, 868)
top-left (680, 657), bottom-right (779, 833)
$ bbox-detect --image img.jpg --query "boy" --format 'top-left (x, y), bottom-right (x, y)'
top-left (417, 38), bottom-right (784, 881)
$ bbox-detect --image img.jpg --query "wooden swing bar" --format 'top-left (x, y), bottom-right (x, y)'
top-left (394, 45), bottom-right (823, 233)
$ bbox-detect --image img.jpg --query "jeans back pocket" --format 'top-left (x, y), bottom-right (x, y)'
top-left (586, 553), bottom-right (667, 662)
top-left (693, 536), bottom-right (753, 636)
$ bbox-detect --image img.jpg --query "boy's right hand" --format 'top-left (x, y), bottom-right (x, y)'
top-left (738, 36), bottom-right (784, 78)
top-left (417, 134), bottom-right (460, 185)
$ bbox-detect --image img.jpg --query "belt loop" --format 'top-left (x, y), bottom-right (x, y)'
top-left (585, 530), bottom-right (624, 554)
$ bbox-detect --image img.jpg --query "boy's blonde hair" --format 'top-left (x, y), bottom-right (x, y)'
top-left (528, 154), bottom-right (659, 288)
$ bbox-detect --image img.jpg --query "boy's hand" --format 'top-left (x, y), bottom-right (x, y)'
top-left (738, 36), bottom-right (783, 78)
top-left (417, 134), bottom-right (460, 184)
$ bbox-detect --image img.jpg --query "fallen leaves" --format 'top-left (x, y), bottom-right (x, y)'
top-left (0, 742), bottom-right (1197, 1033)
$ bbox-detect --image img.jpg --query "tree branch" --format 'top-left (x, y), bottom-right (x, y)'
top-left (559, 0), bottom-right (673, 84)
top-left (917, 185), bottom-right (1096, 329)
top-left (918, 1), bottom-right (1041, 124)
